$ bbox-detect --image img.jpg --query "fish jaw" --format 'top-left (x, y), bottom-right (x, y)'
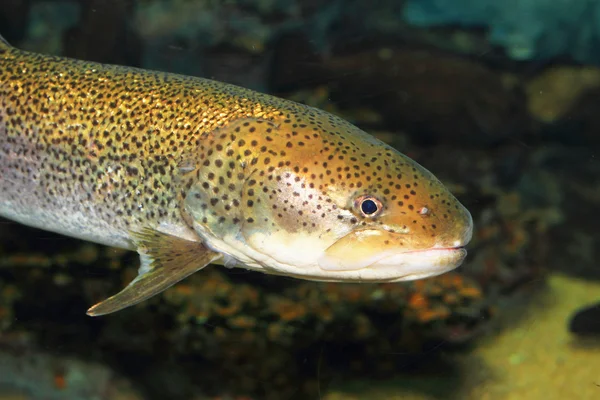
top-left (315, 227), bottom-right (470, 282)
top-left (194, 224), bottom-right (469, 284)
top-left (318, 244), bottom-right (467, 282)
top-left (373, 247), bottom-right (467, 281)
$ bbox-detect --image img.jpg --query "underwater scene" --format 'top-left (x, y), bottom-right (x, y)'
top-left (0, 0), bottom-right (599, 399)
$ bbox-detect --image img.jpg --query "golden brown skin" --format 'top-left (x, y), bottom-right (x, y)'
top-left (0, 41), bottom-right (296, 248)
top-left (0, 37), bottom-right (472, 315)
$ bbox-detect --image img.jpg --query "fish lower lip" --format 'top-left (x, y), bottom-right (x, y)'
top-left (403, 246), bottom-right (465, 254)
top-left (364, 246), bottom-right (468, 281)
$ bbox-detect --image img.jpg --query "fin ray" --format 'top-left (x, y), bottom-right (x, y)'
top-left (0, 34), bottom-right (11, 50)
top-left (87, 228), bottom-right (221, 316)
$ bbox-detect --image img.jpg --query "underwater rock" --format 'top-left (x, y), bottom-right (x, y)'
top-left (526, 66), bottom-right (600, 124)
top-left (539, 147), bottom-right (600, 279)
top-left (0, 283), bottom-right (20, 332)
top-left (64, 0), bottom-right (142, 67)
top-left (0, 337), bottom-right (142, 400)
top-left (20, 0), bottom-right (80, 55)
top-left (569, 302), bottom-right (600, 336)
top-left (131, 0), bottom-right (276, 86)
top-left (402, 0), bottom-right (600, 65)
top-left (552, 86), bottom-right (600, 146)
top-left (317, 48), bottom-right (531, 146)
top-left (522, 65), bottom-right (600, 147)
top-left (131, 0), bottom-right (340, 85)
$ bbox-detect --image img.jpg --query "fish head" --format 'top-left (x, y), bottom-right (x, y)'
top-left (311, 141), bottom-right (474, 281)
top-left (183, 110), bottom-right (472, 282)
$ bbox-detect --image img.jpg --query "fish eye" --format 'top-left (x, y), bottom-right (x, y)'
top-left (357, 196), bottom-right (382, 217)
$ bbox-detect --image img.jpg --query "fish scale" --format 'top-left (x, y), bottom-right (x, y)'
top-left (0, 44), bottom-right (288, 249)
top-left (0, 35), bottom-right (473, 316)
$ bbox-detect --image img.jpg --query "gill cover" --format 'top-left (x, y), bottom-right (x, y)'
top-left (179, 116), bottom-right (353, 269)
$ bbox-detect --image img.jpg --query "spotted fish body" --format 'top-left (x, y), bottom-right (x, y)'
top-left (0, 36), bottom-right (473, 316)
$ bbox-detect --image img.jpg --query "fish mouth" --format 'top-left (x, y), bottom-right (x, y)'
top-left (368, 246), bottom-right (467, 281)
top-left (317, 229), bottom-right (469, 282)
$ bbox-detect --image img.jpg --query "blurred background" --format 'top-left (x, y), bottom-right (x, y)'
top-left (0, 0), bottom-right (599, 399)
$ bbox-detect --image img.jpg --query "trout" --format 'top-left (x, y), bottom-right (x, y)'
top-left (0, 34), bottom-right (473, 316)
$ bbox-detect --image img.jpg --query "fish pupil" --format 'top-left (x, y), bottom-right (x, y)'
top-left (361, 199), bottom-right (378, 215)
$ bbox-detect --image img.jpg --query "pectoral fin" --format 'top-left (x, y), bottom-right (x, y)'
top-left (87, 228), bottom-right (222, 316)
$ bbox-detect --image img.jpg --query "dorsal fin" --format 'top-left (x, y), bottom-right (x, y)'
top-left (0, 34), bottom-right (12, 50)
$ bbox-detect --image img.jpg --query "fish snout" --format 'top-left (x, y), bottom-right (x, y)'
top-left (436, 202), bottom-right (473, 250)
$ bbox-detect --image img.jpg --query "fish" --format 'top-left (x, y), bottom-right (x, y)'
top-left (0, 34), bottom-right (473, 316)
